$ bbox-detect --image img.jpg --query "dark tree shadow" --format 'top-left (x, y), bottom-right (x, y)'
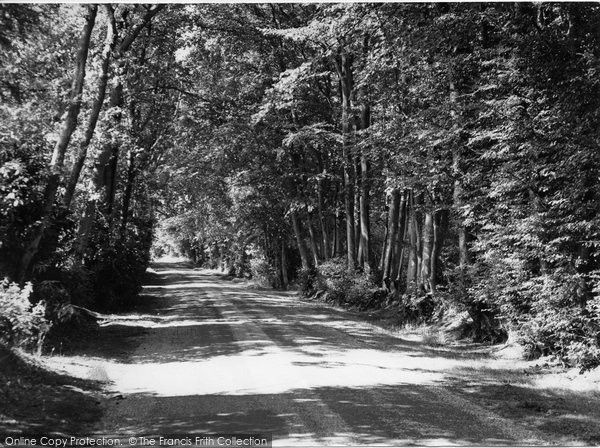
top-left (0, 347), bottom-right (103, 435)
top-left (94, 384), bottom-right (558, 445)
top-left (30, 261), bottom-right (598, 445)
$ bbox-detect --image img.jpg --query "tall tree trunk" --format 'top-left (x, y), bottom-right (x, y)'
top-left (74, 75), bottom-right (123, 263)
top-left (420, 208), bottom-right (434, 293)
top-left (382, 189), bottom-right (400, 290)
top-left (430, 209), bottom-right (448, 295)
top-left (335, 208), bottom-right (343, 258)
top-left (331, 184), bottom-right (340, 258)
top-left (104, 81), bottom-right (124, 221)
top-left (73, 145), bottom-right (112, 264)
top-left (413, 192), bottom-right (424, 294)
top-left (307, 212), bottom-right (320, 266)
top-left (406, 192), bottom-right (418, 295)
top-left (358, 33), bottom-right (371, 271)
top-left (63, 5), bottom-right (116, 209)
top-left (332, 210), bottom-right (338, 258)
top-left (317, 179), bottom-right (330, 260)
top-left (74, 93), bottom-right (122, 263)
top-left (334, 50), bottom-right (356, 271)
top-left (392, 190), bottom-right (408, 293)
top-left (450, 80), bottom-right (470, 270)
top-left (280, 241), bottom-right (289, 290)
top-left (354, 156), bottom-right (362, 266)
top-left (18, 6), bottom-right (97, 281)
top-left (379, 211), bottom-right (389, 272)
top-left (359, 150), bottom-right (370, 270)
top-left (74, 6), bottom-right (164, 262)
top-left (120, 149), bottom-right (136, 237)
top-left (291, 210), bottom-right (311, 270)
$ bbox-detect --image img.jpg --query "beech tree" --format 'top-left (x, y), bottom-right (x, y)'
top-left (18, 5), bottom-right (97, 281)
top-left (2, 3), bottom-right (600, 369)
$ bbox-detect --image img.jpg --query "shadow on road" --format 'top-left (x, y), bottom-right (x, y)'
top-left (98, 384), bottom-right (535, 445)
top-left (43, 262), bottom-right (600, 445)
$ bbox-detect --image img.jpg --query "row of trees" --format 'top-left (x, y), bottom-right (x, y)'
top-left (2, 4), bottom-right (599, 369)
top-left (159, 3), bottom-right (600, 369)
top-left (1, 4), bottom-right (176, 314)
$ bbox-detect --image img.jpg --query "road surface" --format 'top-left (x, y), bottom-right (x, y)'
top-left (50, 262), bottom-right (559, 446)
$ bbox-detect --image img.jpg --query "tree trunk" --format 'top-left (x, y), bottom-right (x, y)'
top-left (317, 179), bottom-right (330, 260)
top-left (49, 6), bottom-right (97, 171)
top-left (74, 80), bottom-right (123, 263)
top-left (281, 241), bottom-right (289, 290)
top-left (358, 33), bottom-right (371, 271)
top-left (392, 190), bottom-right (408, 293)
top-left (331, 184), bottom-right (339, 258)
top-left (334, 50), bottom-right (356, 271)
top-left (18, 6), bottom-right (97, 281)
top-left (120, 149), bottom-right (136, 237)
top-left (413, 192), bottom-right (424, 294)
top-left (406, 193), bottom-right (418, 295)
top-left (343, 131), bottom-right (355, 270)
top-left (382, 189), bottom-right (400, 290)
top-left (359, 151), bottom-right (370, 270)
top-left (73, 144), bottom-right (112, 264)
top-left (63, 5), bottom-right (116, 209)
top-left (335, 208), bottom-right (343, 258)
top-left (74, 5), bottom-right (164, 262)
top-left (354, 156), bottom-right (361, 265)
top-left (291, 210), bottom-right (311, 270)
top-left (430, 209), bottom-right (448, 295)
top-left (379, 216), bottom-right (388, 273)
top-left (104, 81), bottom-right (124, 221)
top-left (307, 212), bottom-right (320, 266)
top-left (420, 209), bottom-right (434, 293)
top-left (332, 209), bottom-right (338, 258)
top-left (405, 190), bottom-right (424, 296)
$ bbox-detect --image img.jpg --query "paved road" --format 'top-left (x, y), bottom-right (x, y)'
top-left (65, 262), bottom-right (555, 446)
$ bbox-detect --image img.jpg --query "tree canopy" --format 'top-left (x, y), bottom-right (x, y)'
top-left (1, 3), bottom-right (600, 370)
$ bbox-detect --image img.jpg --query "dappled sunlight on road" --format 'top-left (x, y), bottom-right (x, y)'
top-left (41, 262), bottom-right (569, 445)
top-left (143, 281), bottom-right (227, 290)
top-left (48, 346), bottom-right (449, 396)
top-left (45, 267), bottom-right (477, 397)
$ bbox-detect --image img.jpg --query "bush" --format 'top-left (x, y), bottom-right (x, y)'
top-left (92, 242), bottom-right (150, 310)
top-left (250, 256), bottom-right (279, 287)
top-left (0, 136), bottom-right (50, 280)
top-left (298, 266), bottom-right (319, 294)
top-left (85, 215), bottom-right (154, 310)
top-left (314, 258), bottom-right (352, 299)
top-left (0, 280), bottom-right (50, 352)
top-left (305, 258), bottom-right (384, 309)
top-left (396, 293), bottom-right (437, 323)
top-left (468, 253), bottom-right (600, 369)
top-left (513, 276), bottom-right (600, 370)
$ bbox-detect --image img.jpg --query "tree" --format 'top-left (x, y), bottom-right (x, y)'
top-left (18, 5), bottom-right (98, 281)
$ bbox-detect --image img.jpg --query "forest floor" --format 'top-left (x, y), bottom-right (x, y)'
top-left (1, 261), bottom-right (600, 446)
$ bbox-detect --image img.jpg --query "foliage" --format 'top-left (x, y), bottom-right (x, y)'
top-left (297, 266), bottom-right (319, 295)
top-left (470, 255), bottom-right (600, 368)
top-left (2, 3), bottom-right (600, 371)
top-left (305, 258), bottom-right (385, 310)
top-left (0, 280), bottom-right (50, 351)
top-left (86, 217), bottom-right (154, 310)
top-left (249, 255), bottom-right (278, 288)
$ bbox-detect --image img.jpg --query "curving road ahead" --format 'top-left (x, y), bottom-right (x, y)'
top-left (54, 262), bottom-right (562, 446)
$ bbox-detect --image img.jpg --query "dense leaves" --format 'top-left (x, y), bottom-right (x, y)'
top-left (0, 281), bottom-right (49, 351)
top-left (1, 3), bottom-right (599, 370)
